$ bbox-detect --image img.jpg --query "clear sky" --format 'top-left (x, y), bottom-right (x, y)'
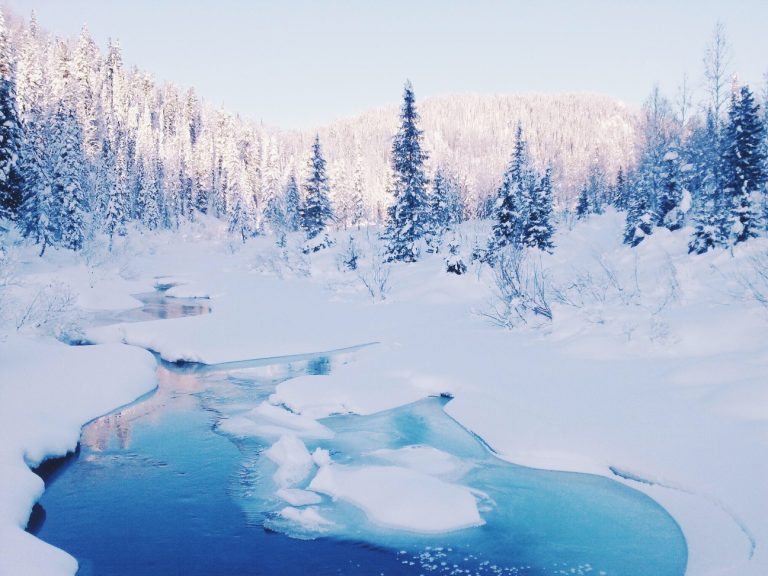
top-left (3, 0), bottom-right (768, 129)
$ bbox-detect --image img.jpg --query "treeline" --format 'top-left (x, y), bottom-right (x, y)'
top-left (574, 24), bottom-right (768, 253)
top-left (0, 11), bottom-right (765, 260)
top-left (0, 11), bottom-right (366, 254)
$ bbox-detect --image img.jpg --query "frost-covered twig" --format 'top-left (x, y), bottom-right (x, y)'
top-left (15, 282), bottom-right (81, 339)
top-left (356, 230), bottom-right (390, 301)
top-left (739, 251), bottom-right (768, 310)
top-left (481, 247), bottom-right (552, 328)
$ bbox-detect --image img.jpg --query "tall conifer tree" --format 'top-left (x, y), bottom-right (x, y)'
top-left (384, 81), bottom-right (430, 262)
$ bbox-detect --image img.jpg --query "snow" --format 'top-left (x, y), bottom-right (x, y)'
top-left (0, 337), bottom-right (156, 576)
top-left (1, 213), bottom-right (767, 575)
top-left (309, 463), bottom-right (484, 533)
top-left (276, 488), bottom-right (323, 506)
top-left (279, 506), bottom-right (334, 531)
top-left (264, 434), bottom-right (314, 488)
top-left (218, 402), bottom-right (334, 440)
top-left (369, 445), bottom-right (474, 480)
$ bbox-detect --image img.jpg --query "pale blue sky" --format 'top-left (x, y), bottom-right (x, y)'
top-left (3, 0), bottom-right (768, 129)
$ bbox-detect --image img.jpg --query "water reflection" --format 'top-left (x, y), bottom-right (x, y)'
top-left (81, 367), bottom-right (204, 452)
top-left (86, 290), bottom-right (212, 328)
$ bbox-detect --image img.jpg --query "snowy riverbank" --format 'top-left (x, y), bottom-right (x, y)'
top-left (1, 212), bottom-right (766, 575)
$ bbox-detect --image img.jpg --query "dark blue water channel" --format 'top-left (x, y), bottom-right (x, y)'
top-left (30, 291), bottom-right (687, 576)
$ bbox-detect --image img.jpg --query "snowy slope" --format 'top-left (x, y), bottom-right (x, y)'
top-left (1, 213), bottom-right (766, 575)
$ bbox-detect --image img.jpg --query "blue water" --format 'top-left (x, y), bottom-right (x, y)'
top-left (30, 293), bottom-right (687, 576)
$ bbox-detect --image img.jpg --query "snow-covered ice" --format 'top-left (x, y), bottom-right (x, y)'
top-left (309, 463), bottom-right (485, 533)
top-left (264, 434), bottom-right (314, 488)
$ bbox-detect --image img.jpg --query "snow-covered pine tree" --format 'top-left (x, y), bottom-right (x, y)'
top-left (73, 25), bottom-right (103, 161)
top-left (102, 135), bottom-right (130, 248)
top-left (686, 110), bottom-right (729, 253)
top-left (102, 39), bottom-right (125, 138)
top-left (384, 81), bottom-right (430, 262)
top-left (523, 167), bottom-right (555, 252)
top-left (613, 166), bottom-right (629, 210)
top-left (50, 100), bottom-right (88, 250)
top-left (429, 167), bottom-right (451, 242)
top-left (350, 147), bottom-right (367, 228)
top-left (624, 87), bottom-right (676, 245)
top-left (657, 147), bottom-right (686, 231)
top-left (0, 11), bottom-right (25, 221)
top-left (586, 154), bottom-right (607, 214)
top-left (575, 184), bottom-right (590, 220)
top-left (137, 156), bottom-right (163, 230)
top-left (283, 173), bottom-right (301, 232)
top-left (227, 164), bottom-right (255, 243)
top-left (688, 194), bottom-right (727, 253)
top-left (261, 137), bottom-right (285, 233)
top-left (623, 185), bottom-right (654, 246)
top-left (300, 135), bottom-right (333, 239)
top-left (489, 123), bottom-right (534, 254)
top-left (721, 85), bottom-right (766, 244)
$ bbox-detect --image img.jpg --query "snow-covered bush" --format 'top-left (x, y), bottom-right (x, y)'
top-left (0, 243), bottom-right (17, 333)
top-left (739, 250), bottom-right (768, 311)
top-left (340, 235), bottom-right (359, 271)
top-left (356, 231), bottom-right (390, 301)
top-left (14, 281), bottom-right (82, 340)
top-left (552, 251), bottom-right (680, 342)
top-left (482, 247), bottom-right (551, 328)
top-left (302, 233), bottom-right (335, 255)
top-left (445, 238), bottom-right (467, 275)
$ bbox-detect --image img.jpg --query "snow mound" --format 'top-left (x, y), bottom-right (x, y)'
top-left (264, 435), bottom-right (314, 488)
top-left (309, 463), bottom-right (484, 533)
top-left (276, 488), bottom-right (323, 506)
top-left (279, 506), bottom-right (334, 531)
top-left (218, 402), bottom-right (334, 440)
top-left (370, 445), bottom-right (473, 480)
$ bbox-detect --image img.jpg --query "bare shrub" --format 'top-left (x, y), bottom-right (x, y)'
top-left (15, 282), bottom-right (82, 340)
top-left (481, 247), bottom-right (552, 328)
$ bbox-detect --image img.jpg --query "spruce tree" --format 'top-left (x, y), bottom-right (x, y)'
top-left (430, 167), bottom-right (452, 240)
top-left (688, 195), bottom-right (727, 254)
top-left (102, 136), bottom-right (129, 247)
top-left (687, 110), bottom-right (728, 253)
top-left (575, 184), bottom-right (590, 220)
top-left (300, 135), bottom-right (333, 239)
top-left (623, 185), bottom-right (654, 246)
top-left (137, 157), bottom-right (162, 230)
top-left (524, 167), bottom-right (555, 252)
top-left (228, 193), bottom-right (253, 244)
top-left (613, 167), bottom-right (629, 210)
top-left (283, 174), bottom-right (301, 232)
top-left (51, 101), bottom-right (87, 250)
top-left (18, 145), bottom-right (55, 255)
top-left (586, 157), bottom-right (607, 214)
top-left (657, 148), bottom-right (685, 230)
top-left (0, 12), bottom-right (25, 221)
top-left (489, 123), bottom-right (533, 254)
top-left (384, 81), bottom-right (430, 262)
top-left (350, 148), bottom-right (367, 228)
top-left (722, 85), bottom-right (766, 244)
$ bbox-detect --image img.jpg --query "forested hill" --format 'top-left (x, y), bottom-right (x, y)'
top-left (279, 93), bottom-right (637, 215)
top-left (0, 9), bottom-right (636, 250)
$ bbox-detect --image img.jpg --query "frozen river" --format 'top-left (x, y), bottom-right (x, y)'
top-left (30, 290), bottom-right (687, 576)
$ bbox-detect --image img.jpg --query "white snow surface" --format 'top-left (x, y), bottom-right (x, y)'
top-left (1, 215), bottom-right (767, 575)
top-left (264, 434), bottom-right (314, 488)
top-left (309, 463), bottom-right (484, 533)
top-left (218, 402), bottom-right (334, 440)
top-left (276, 488), bottom-right (323, 506)
top-left (0, 337), bottom-right (156, 576)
